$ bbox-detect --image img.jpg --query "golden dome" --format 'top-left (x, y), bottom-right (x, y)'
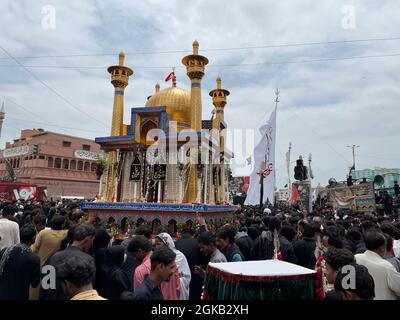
top-left (145, 85), bottom-right (191, 124)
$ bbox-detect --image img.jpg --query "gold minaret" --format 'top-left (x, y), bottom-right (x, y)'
top-left (209, 76), bottom-right (230, 203)
top-left (105, 52), bottom-right (133, 201)
top-left (182, 40), bottom-right (208, 131)
top-left (210, 75), bottom-right (229, 147)
top-left (108, 52), bottom-right (133, 136)
top-left (182, 41), bottom-right (209, 203)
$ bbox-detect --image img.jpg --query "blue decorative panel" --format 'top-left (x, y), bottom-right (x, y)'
top-left (95, 135), bottom-right (133, 143)
top-left (95, 106), bottom-right (169, 143)
top-left (130, 106), bottom-right (168, 140)
top-left (81, 202), bottom-right (237, 213)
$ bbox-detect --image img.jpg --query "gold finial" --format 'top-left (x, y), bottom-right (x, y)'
top-left (193, 40), bottom-right (199, 55)
top-left (155, 83), bottom-right (160, 93)
top-left (119, 51), bottom-right (125, 66)
top-left (216, 75), bottom-right (222, 89)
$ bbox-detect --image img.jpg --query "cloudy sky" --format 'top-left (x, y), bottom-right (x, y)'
top-left (0, 0), bottom-right (399, 188)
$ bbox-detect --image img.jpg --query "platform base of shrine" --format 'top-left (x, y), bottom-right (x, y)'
top-left (80, 202), bottom-right (238, 224)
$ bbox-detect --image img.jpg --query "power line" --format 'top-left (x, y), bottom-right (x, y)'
top-left (0, 65), bottom-right (106, 69)
top-left (0, 93), bottom-right (43, 119)
top-left (267, 97), bottom-right (352, 179)
top-left (0, 94), bottom-right (101, 134)
top-left (7, 116), bottom-right (108, 135)
top-left (1, 51), bottom-right (400, 70)
top-left (355, 153), bottom-right (400, 162)
top-left (254, 100), bottom-right (277, 129)
top-left (2, 122), bottom-right (21, 132)
top-left (245, 92), bottom-right (351, 179)
top-left (0, 36), bottom-right (399, 60)
top-left (0, 45), bottom-right (108, 126)
top-left (208, 52), bottom-right (400, 68)
top-left (0, 94), bottom-right (95, 134)
top-left (280, 101), bottom-right (352, 166)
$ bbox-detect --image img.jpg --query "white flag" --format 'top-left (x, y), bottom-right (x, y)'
top-left (245, 105), bottom-right (277, 205)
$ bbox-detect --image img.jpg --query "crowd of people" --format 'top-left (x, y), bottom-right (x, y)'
top-left (0, 197), bottom-right (400, 300)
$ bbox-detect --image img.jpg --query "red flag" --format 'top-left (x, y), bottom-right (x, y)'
top-left (165, 71), bottom-right (175, 82)
top-left (243, 176), bottom-right (250, 193)
top-left (291, 183), bottom-right (299, 204)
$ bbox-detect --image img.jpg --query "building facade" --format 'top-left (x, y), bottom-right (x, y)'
top-left (353, 167), bottom-right (400, 194)
top-left (0, 129), bottom-right (103, 199)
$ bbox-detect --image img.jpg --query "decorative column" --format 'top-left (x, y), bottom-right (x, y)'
top-left (182, 41), bottom-right (209, 203)
top-left (104, 52), bottom-right (133, 201)
top-left (209, 76), bottom-right (230, 204)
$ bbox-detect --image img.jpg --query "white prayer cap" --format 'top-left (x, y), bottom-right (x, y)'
top-left (264, 208), bottom-right (271, 214)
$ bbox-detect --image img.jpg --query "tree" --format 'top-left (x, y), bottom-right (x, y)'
top-left (95, 157), bottom-right (107, 180)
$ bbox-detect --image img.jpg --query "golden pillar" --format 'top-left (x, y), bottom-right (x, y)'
top-left (210, 75), bottom-right (229, 152)
top-left (104, 52), bottom-right (133, 201)
top-left (182, 41), bottom-right (209, 203)
top-left (209, 76), bottom-right (230, 203)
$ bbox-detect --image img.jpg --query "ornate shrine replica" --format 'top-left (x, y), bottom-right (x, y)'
top-left (81, 41), bottom-right (237, 233)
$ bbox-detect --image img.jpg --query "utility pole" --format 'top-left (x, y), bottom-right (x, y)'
top-left (346, 145), bottom-right (360, 172)
top-left (0, 101), bottom-right (5, 139)
top-left (308, 153), bottom-right (313, 213)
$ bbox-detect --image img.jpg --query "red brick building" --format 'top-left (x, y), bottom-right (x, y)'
top-left (0, 129), bottom-right (103, 199)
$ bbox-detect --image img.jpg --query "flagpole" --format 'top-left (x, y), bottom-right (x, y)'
top-left (287, 142), bottom-right (292, 203)
top-left (308, 153), bottom-right (312, 213)
top-left (259, 161), bottom-right (265, 207)
top-left (273, 88), bottom-right (279, 206)
top-left (260, 172), bottom-right (264, 207)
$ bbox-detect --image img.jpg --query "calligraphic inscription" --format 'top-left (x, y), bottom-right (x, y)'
top-left (153, 164), bottom-right (166, 181)
top-left (3, 146), bottom-right (29, 158)
top-left (74, 150), bottom-right (104, 160)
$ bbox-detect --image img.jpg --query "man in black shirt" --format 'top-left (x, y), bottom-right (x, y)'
top-left (0, 224), bottom-right (40, 300)
top-left (132, 248), bottom-right (176, 300)
top-left (175, 228), bottom-right (202, 300)
top-left (293, 223), bottom-right (320, 269)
